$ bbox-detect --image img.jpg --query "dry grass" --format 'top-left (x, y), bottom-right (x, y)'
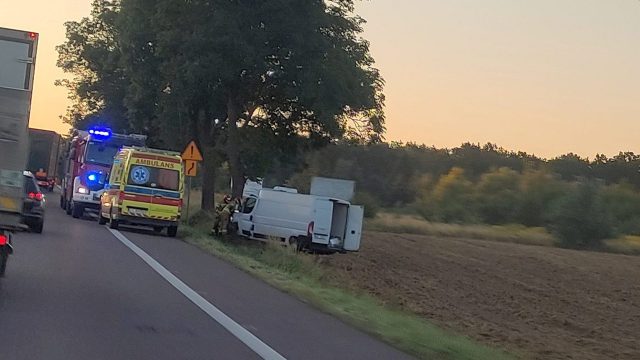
top-left (366, 212), bottom-right (555, 247)
top-left (605, 235), bottom-right (640, 255)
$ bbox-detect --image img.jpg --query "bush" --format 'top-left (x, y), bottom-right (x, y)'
top-left (353, 191), bottom-right (380, 218)
top-left (517, 170), bottom-right (567, 227)
top-left (475, 167), bottom-right (521, 224)
top-left (599, 183), bottom-right (640, 235)
top-left (421, 168), bottom-right (477, 223)
top-left (546, 182), bottom-right (614, 249)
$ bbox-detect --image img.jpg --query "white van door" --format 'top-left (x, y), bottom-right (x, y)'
top-left (237, 196), bottom-right (258, 237)
top-left (312, 199), bottom-right (333, 244)
top-left (344, 205), bottom-right (364, 251)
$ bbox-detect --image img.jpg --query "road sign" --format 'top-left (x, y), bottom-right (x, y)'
top-left (181, 140), bottom-right (203, 161)
top-left (185, 160), bottom-right (197, 177)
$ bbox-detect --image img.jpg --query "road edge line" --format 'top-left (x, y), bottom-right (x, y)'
top-left (106, 228), bottom-right (286, 360)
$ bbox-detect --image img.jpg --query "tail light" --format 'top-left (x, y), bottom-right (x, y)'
top-left (28, 192), bottom-right (44, 201)
top-left (118, 191), bottom-right (124, 205)
top-left (0, 234), bottom-right (7, 245)
top-left (307, 221), bottom-right (315, 237)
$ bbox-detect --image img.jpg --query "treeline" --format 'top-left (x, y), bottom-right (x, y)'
top-left (283, 142), bottom-right (640, 248)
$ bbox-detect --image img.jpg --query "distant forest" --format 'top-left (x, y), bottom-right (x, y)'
top-left (280, 142), bottom-right (640, 248)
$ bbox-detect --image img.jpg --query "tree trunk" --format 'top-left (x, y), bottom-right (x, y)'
top-left (200, 146), bottom-right (217, 211)
top-left (195, 107), bottom-right (217, 211)
top-left (226, 98), bottom-right (245, 199)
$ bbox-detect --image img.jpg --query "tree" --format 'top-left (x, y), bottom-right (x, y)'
top-left (138, 0), bottom-right (384, 197)
top-left (546, 181), bottom-right (613, 249)
top-left (56, 0), bottom-right (129, 132)
top-left (475, 167), bottom-right (520, 224)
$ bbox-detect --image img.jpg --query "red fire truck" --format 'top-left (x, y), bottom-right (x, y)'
top-left (61, 128), bottom-right (146, 219)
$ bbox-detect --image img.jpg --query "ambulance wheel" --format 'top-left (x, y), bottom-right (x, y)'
top-left (98, 213), bottom-right (107, 225)
top-left (167, 226), bottom-right (178, 238)
top-left (66, 201), bottom-right (72, 215)
top-left (72, 203), bottom-right (83, 218)
top-left (108, 209), bottom-right (119, 229)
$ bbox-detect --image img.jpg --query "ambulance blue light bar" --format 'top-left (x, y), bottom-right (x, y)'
top-left (89, 127), bottom-right (112, 139)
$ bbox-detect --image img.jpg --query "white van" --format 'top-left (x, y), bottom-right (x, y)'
top-left (233, 188), bottom-right (364, 253)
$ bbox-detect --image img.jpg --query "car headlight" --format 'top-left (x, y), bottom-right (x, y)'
top-left (77, 187), bottom-right (89, 194)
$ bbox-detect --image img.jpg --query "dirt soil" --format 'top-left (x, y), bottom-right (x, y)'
top-left (321, 232), bottom-right (640, 360)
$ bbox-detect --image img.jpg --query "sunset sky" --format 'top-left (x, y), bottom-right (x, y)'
top-left (2, 0), bottom-right (639, 158)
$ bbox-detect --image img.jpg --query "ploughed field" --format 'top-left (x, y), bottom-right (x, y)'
top-left (322, 232), bottom-right (640, 360)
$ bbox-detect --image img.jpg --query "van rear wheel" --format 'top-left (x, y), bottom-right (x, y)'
top-left (288, 237), bottom-right (302, 253)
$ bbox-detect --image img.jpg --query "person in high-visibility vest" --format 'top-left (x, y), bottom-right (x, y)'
top-left (212, 195), bottom-right (235, 236)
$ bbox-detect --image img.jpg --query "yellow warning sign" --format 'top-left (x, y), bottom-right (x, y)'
top-left (184, 160), bottom-right (198, 177)
top-left (181, 140), bottom-right (203, 161)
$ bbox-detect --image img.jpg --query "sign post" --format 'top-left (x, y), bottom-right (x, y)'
top-left (181, 141), bottom-right (203, 224)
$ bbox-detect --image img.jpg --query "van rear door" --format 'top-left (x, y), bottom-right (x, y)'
top-left (312, 199), bottom-right (333, 244)
top-left (344, 205), bottom-right (364, 251)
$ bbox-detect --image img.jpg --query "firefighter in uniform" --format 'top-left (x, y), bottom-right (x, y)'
top-left (212, 195), bottom-right (235, 236)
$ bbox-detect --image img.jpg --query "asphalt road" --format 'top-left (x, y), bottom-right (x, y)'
top-left (0, 194), bottom-right (412, 360)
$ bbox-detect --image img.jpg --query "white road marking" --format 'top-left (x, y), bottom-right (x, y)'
top-left (106, 228), bottom-right (287, 360)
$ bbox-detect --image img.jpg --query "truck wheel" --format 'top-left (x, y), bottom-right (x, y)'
top-left (72, 203), bottom-right (83, 219)
top-left (0, 248), bottom-right (8, 277)
top-left (153, 226), bottom-right (163, 233)
top-left (167, 226), bottom-right (178, 238)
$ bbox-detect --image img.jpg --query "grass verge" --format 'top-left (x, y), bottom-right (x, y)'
top-left (180, 225), bottom-right (514, 360)
top-left (366, 213), bottom-right (554, 247)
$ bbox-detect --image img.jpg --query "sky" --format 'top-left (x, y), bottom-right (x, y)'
top-left (1, 0), bottom-right (640, 158)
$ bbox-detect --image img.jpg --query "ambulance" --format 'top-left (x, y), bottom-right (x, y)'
top-left (99, 147), bottom-right (184, 237)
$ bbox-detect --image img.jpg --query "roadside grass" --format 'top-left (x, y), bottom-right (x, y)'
top-left (605, 235), bottom-right (640, 255)
top-left (367, 212), bottom-right (555, 247)
top-left (180, 225), bottom-right (514, 360)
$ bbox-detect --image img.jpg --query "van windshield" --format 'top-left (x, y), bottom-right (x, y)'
top-left (127, 165), bottom-right (180, 191)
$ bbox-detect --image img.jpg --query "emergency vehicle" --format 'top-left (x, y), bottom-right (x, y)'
top-left (61, 128), bottom-right (146, 219)
top-left (99, 147), bottom-right (184, 237)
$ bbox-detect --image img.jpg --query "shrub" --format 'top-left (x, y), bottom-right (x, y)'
top-left (475, 167), bottom-right (521, 224)
top-left (353, 191), bottom-right (380, 218)
top-left (517, 170), bottom-right (567, 227)
top-left (423, 167), bottom-right (477, 223)
top-left (546, 182), bottom-right (614, 249)
top-left (599, 183), bottom-right (640, 235)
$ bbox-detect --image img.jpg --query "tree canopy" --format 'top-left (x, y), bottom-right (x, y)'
top-left (58, 0), bottom-right (385, 208)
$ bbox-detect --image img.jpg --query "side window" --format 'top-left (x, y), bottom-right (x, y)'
top-left (242, 197), bottom-right (257, 214)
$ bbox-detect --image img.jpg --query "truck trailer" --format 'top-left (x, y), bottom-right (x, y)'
top-left (0, 27), bottom-right (38, 276)
top-left (28, 128), bottom-right (62, 191)
top-left (0, 27), bottom-right (38, 229)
